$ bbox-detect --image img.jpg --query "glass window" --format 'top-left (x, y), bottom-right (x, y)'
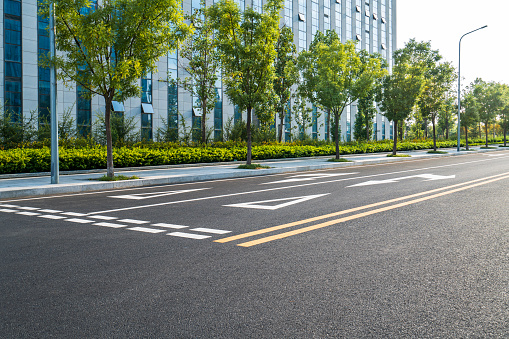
top-left (5, 44), bottom-right (21, 62)
top-left (5, 62), bottom-right (22, 77)
top-left (5, 0), bottom-right (21, 16)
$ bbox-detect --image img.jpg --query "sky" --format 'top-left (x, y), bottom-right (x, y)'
top-left (397, 0), bottom-right (508, 89)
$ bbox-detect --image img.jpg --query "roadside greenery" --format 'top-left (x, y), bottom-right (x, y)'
top-left (1, 138), bottom-right (504, 175)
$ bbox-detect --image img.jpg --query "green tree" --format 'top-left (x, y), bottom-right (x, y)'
top-left (418, 61), bottom-right (456, 150)
top-left (179, 1), bottom-right (220, 144)
top-left (437, 94), bottom-right (456, 139)
top-left (473, 79), bottom-right (505, 147)
top-left (274, 26), bottom-right (299, 142)
top-left (40, 0), bottom-right (190, 177)
top-left (377, 45), bottom-right (424, 155)
top-left (498, 84), bottom-right (509, 147)
top-left (353, 52), bottom-right (387, 141)
top-left (461, 91), bottom-right (479, 150)
top-left (208, 0), bottom-right (283, 165)
top-left (298, 31), bottom-right (386, 159)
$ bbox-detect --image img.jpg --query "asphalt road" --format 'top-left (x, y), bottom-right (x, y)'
top-left (1, 152), bottom-right (508, 338)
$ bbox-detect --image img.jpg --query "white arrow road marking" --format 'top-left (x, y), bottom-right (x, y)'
top-left (224, 193), bottom-right (330, 210)
top-left (348, 174), bottom-right (456, 187)
top-left (262, 173), bottom-right (357, 185)
top-left (109, 188), bottom-right (211, 200)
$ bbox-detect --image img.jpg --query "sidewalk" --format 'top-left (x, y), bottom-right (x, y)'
top-left (0, 147), bottom-right (501, 199)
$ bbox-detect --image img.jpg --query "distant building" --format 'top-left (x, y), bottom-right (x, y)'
top-left (1, 0), bottom-right (396, 142)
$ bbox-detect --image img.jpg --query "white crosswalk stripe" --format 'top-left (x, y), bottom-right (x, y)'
top-left (93, 222), bottom-right (127, 228)
top-left (3, 206), bottom-right (231, 241)
top-left (191, 228), bottom-right (231, 234)
top-left (16, 211), bottom-right (41, 216)
top-left (38, 215), bottom-right (67, 220)
top-left (38, 209), bottom-right (63, 213)
top-left (88, 215), bottom-right (117, 220)
top-left (66, 218), bottom-right (94, 224)
top-left (151, 223), bottom-right (188, 229)
top-left (128, 227), bottom-right (166, 234)
top-left (118, 219), bottom-right (149, 224)
top-left (167, 232), bottom-right (211, 239)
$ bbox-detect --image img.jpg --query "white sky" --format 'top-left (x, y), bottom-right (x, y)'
top-left (397, 0), bottom-right (508, 88)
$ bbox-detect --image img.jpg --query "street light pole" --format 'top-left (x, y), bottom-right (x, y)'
top-left (457, 25), bottom-right (487, 152)
top-left (50, 1), bottom-right (59, 184)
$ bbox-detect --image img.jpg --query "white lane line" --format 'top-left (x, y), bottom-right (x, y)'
top-left (93, 222), bottom-right (127, 228)
top-left (191, 228), bottom-right (231, 234)
top-left (66, 218), bottom-right (94, 224)
top-left (109, 187), bottom-right (211, 200)
top-left (38, 209), bottom-right (63, 213)
top-left (128, 227), bottom-right (166, 234)
top-left (0, 208), bottom-right (18, 213)
top-left (38, 215), bottom-right (67, 220)
top-left (16, 211), bottom-right (41, 216)
top-left (151, 223), bottom-right (188, 229)
top-left (167, 232), bottom-right (211, 240)
top-left (88, 215), bottom-right (118, 220)
top-left (0, 204), bottom-right (20, 208)
top-left (61, 212), bottom-right (88, 217)
top-left (117, 219), bottom-right (149, 224)
top-left (17, 206), bottom-right (40, 211)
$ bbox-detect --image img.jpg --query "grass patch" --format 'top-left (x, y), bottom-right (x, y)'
top-left (92, 175), bottom-right (140, 181)
top-left (427, 150), bottom-right (448, 154)
top-left (237, 164), bottom-right (271, 169)
top-left (386, 154), bottom-right (411, 157)
top-left (327, 158), bottom-right (351, 162)
top-left (498, 145), bottom-right (509, 147)
top-left (460, 148), bottom-right (476, 151)
top-left (480, 146), bottom-right (497, 149)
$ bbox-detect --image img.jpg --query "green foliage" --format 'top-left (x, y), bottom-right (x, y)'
top-left (39, 0), bottom-right (191, 177)
top-left (377, 39), bottom-right (426, 154)
top-left (93, 113), bottom-right (140, 146)
top-left (0, 108), bottom-right (38, 145)
top-left (4, 138), bottom-right (505, 174)
top-left (274, 26), bottom-right (299, 142)
top-left (298, 30), bottom-right (387, 159)
top-left (180, 1), bottom-right (220, 144)
top-left (208, 0), bottom-right (283, 164)
top-left (155, 117), bottom-right (179, 143)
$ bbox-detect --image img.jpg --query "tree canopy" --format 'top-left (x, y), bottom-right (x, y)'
top-left (208, 0), bottom-right (283, 164)
top-left (40, 0), bottom-right (191, 177)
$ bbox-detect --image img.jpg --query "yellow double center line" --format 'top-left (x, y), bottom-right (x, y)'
top-left (216, 172), bottom-right (509, 247)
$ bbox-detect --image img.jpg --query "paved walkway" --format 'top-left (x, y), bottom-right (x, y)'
top-left (0, 147), bottom-right (500, 199)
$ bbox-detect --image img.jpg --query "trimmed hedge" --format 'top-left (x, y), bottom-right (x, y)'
top-left (0, 138), bottom-right (504, 174)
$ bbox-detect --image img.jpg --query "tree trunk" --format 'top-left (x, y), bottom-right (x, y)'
top-left (392, 120), bottom-right (398, 155)
top-left (445, 118), bottom-right (449, 139)
top-left (424, 119), bottom-right (428, 139)
top-left (485, 123), bottom-right (489, 148)
top-left (366, 115), bottom-right (370, 141)
top-left (104, 96), bottom-right (115, 178)
top-left (432, 117), bottom-right (437, 151)
top-left (326, 110), bottom-right (330, 142)
top-left (246, 106), bottom-right (252, 165)
top-left (334, 112), bottom-right (340, 159)
top-left (278, 111), bottom-right (284, 143)
top-left (201, 99), bottom-right (207, 144)
top-left (465, 126), bottom-right (469, 150)
top-left (504, 127), bottom-right (507, 147)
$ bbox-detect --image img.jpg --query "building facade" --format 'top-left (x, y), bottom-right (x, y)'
top-left (0, 0), bottom-right (397, 142)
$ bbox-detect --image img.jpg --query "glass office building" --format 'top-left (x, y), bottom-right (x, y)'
top-left (0, 0), bottom-right (396, 142)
